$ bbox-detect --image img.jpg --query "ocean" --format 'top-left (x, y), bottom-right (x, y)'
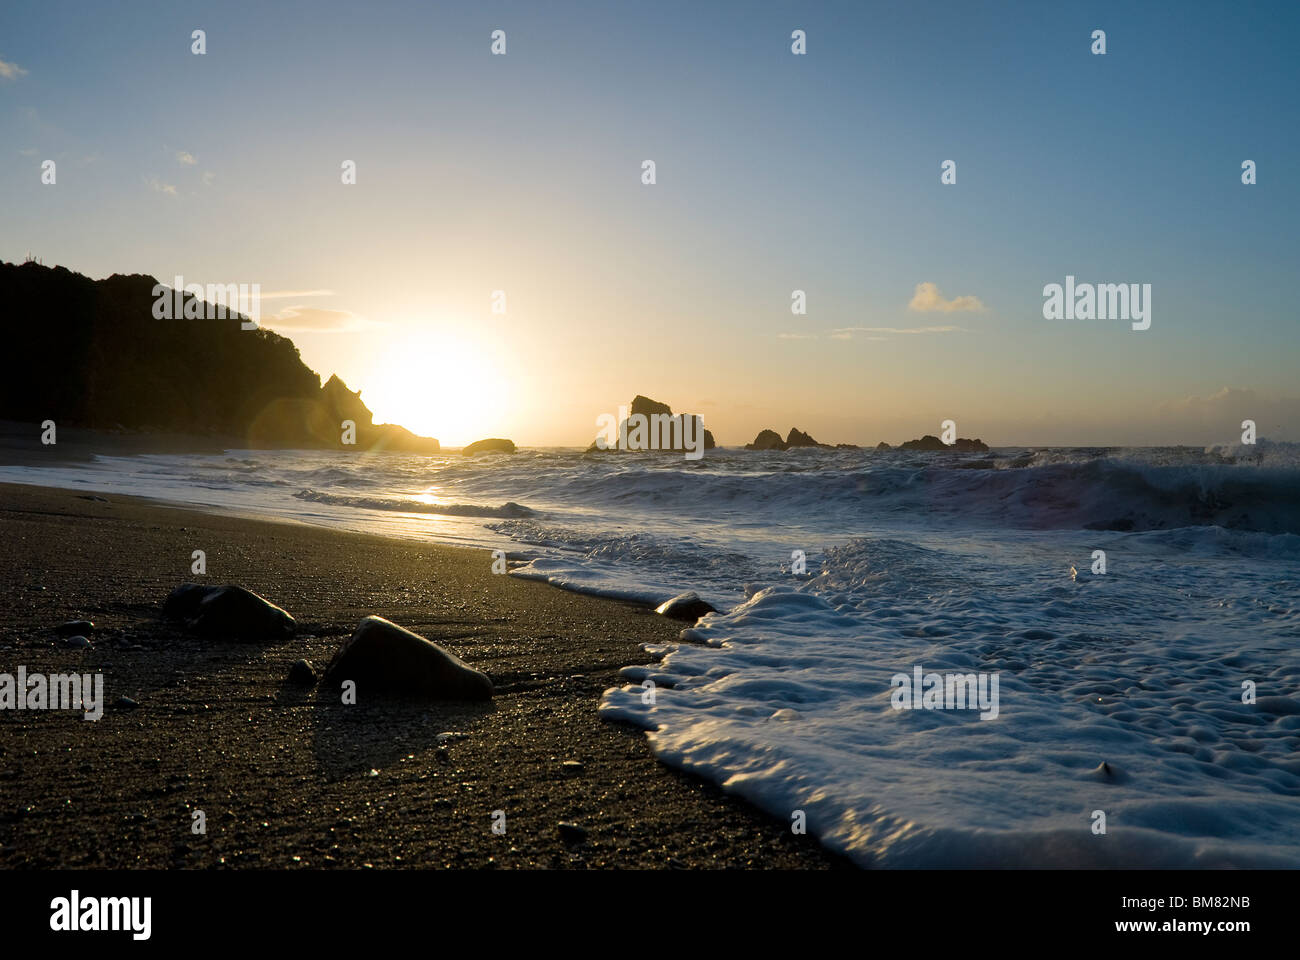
top-left (3, 442), bottom-right (1298, 867)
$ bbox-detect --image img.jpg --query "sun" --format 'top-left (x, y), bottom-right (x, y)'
top-left (359, 331), bottom-right (514, 448)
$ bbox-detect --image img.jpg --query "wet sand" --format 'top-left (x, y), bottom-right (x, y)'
top-left (0, 482), bottom-right (848, 870)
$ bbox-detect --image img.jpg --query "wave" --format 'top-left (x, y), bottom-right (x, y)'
top-left (517, 445), bottom-right (1300, 536)
top-left (292, 488), bottom-right (534, 518)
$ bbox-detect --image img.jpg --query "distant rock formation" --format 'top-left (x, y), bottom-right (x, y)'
top-left (785, 428), bottom-right (824, 448)
top-left (744, 426), bottom-right (837, 450)
top-left (744, 429), bottom-right (786, 451)
top-left (463, 437), bottom-right (516, 456)
top-left (898, 435), bottom-right (989, 452)
top-left (876, 441), bottom-right (892, 451)
top-left (587, 394), bottom-right (716, 453)
top-left (0, 261), bottom-right (440, 452)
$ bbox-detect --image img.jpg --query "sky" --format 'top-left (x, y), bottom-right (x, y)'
top-left (2, 0), bottom-right (1297, 447)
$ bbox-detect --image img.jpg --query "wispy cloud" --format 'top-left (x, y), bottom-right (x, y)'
top-left (146, 176), bottom-right (177, 197)
top-left (832, 325), bottom-right (969, 339)
top-left (200, 170), bottom-right (215, 186)
top-left (0, 57), bottom-right (27, 80)
top-left (908, 281), bottom-right (986, 313)
top-left (830, 331), bottom-right (887, 340)
top-left (261, 305), bottom-right (378, 333)
top-left (782, 323), bottom-right (968, 342)
top-left (176, 150), bottom-right (197, 166)
top-left (258, 289), bottom-right (336, 300)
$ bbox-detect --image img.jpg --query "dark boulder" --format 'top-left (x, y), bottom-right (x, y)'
top-left (557, 822), bottom-right (588, 843)
top-left (163, 583), bottom-right (296, 642)
top-left (321, 616), bottom-right (493, 701)
top-left (55, 620), bottom-right (94, 636)
top-left (462, 437), bottom-right (516, 456)
top-left (654, 591), bottom-right (717, 622)
top-left (288, 659), bottom-right (317, 687)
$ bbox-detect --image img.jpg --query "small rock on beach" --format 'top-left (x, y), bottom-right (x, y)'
top-left (654, 592), bottom-right (717, 622)
top-left (321, 616), bottom-right (493, 701)
top-left (163, 583), bottom-right (296, 643)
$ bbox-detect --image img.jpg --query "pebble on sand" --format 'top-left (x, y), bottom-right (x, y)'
top-left (163, 583), bottom-right (296, 643)
top-left (63, 635), bottom-right (91, 649)
top-left (654, 591), bottom-right (717, 622)
top-left (321, 616), bottom-right (493, 701)
top-left (557, 822), bottom-right (588, 843)
top-left (287, 659), bottom-right (317, 686)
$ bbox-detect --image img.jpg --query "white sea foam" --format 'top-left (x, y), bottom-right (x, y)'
top-left (602, 536), bottom-right (1300, 866)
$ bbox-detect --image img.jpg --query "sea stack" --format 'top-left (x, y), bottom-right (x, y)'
top-left (463, 438), bottom-right (517, 455)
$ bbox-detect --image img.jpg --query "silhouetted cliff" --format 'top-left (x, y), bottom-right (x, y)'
top-left (0, 262), bottom-right (438, 451)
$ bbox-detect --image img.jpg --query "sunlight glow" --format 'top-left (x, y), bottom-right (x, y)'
top-left (359, 329), bottom-right (514, 448)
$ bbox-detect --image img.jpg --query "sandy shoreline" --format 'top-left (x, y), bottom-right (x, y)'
top-left (0, 482), bottom-right (847, 870)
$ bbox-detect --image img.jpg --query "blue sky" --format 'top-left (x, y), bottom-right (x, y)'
top-left (2, 0), bottom-right (1297, 445)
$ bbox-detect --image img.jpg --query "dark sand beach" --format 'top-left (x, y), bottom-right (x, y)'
top-left (0, 482), bottom-right (846, 870)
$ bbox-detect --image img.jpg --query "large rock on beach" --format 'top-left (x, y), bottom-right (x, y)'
top-left (163, 583), bottom-right (296, 642)
top-left (321, 616), bottom-right (493, 701)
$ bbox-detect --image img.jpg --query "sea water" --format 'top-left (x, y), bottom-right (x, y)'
top-left (2, 442), bottom-right (1297, 866)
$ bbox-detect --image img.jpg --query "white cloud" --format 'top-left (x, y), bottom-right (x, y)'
top-left (0, 57), bottom-right (28, 80)
top-left (176, 150), bottom-right (197, 166)
top-left (908, 282), bottom-right (986, 313)
top-left (201, 170), bottom-right (215, 186)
